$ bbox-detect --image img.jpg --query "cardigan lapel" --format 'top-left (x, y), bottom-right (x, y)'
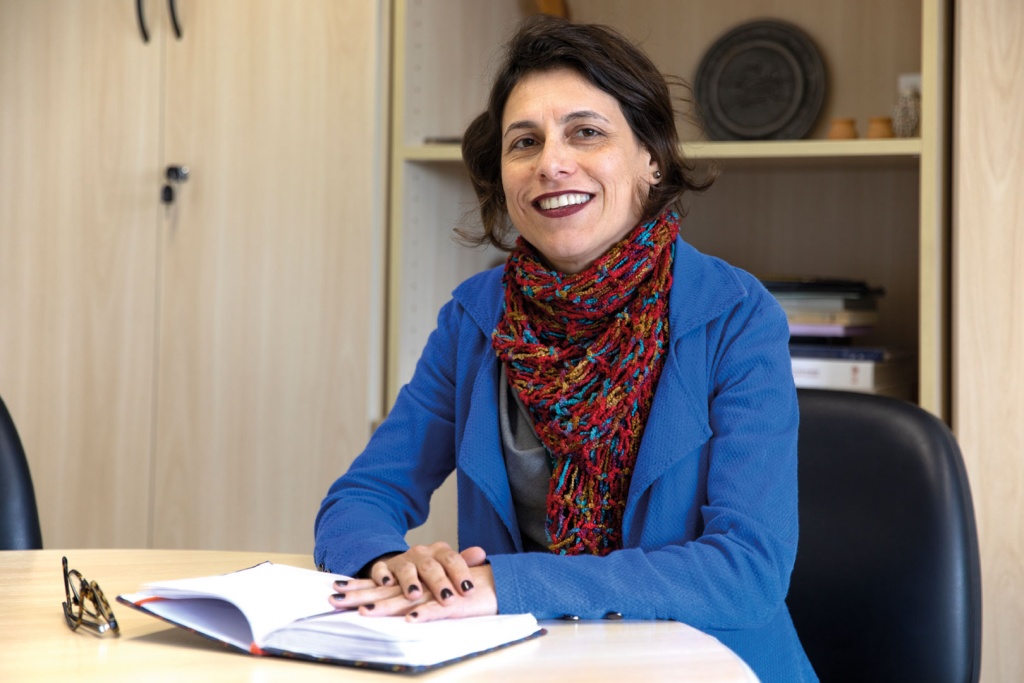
top-left (452, 267), bottom-right (522, 551)
top-left (623, 239), bottom-right (749, 534)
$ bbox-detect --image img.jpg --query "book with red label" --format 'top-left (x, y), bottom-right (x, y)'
top-left (117, 562), bottom-right (543, 673)
top-left (790, 356), bottom-right (915, 398)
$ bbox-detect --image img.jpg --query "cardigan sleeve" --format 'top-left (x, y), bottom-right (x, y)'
top-left (487, 284), bottom-right (800, 631)
top-left (313, 300), bottom-right (462, 577)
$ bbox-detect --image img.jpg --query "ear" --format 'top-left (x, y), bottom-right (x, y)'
top-left (649, 157), bottom-right (662, 184)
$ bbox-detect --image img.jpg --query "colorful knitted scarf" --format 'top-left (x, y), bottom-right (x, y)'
top-left (492, 211), bottom-right (679, 556)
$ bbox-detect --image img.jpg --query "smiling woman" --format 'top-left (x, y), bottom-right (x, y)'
top-left (315, 15), bottom-right (818, 683)
top-left (498, 68), bottom-right (656, 274)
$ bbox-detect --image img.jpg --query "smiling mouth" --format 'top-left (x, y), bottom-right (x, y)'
top-left (536, 193), bottom-right (592, 211)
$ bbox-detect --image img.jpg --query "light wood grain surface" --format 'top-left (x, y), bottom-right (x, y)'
top-left (953, 0), bottom-right (1024, 681)
top-left (0, 0), bottom-right (161, 548)
top-left (151, 0), bottom-right (383, 554)
top-left (0, 549), bottom-right (759, 683)
top-left (0, 0), bottom-right (386, 553)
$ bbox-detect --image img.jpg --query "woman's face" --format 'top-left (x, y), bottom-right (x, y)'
top-left (500, 67), bottom-right (659, 274)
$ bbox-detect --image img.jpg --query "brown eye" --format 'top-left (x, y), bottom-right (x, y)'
top-left (512, 137), bottom-right (537, 150)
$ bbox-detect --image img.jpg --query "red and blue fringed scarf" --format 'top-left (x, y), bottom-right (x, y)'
top-left (492, 210), bottom-right (679, 556)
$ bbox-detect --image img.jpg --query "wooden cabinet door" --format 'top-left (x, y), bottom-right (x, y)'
top-left (0, 0), bottom-right (161, 548)
top-left (152, 0), bottom-right (384, 552)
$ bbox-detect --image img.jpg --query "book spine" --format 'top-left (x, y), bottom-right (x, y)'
top-left (789, 323), bottom-right (873, 337)
top-left (776, 296), bottom-right (878, 312)
top-left (791, 358), bottom-right (879, 389)
top-left (784, 310), bottom-right (880, 326)
top-left (789, 345), bottom-right (890, 361)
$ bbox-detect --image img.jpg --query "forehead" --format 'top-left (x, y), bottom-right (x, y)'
top-left (502, 67), bottom-right (625, 125)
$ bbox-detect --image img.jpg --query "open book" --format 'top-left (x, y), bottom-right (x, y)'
top-left (117, 562), bottom-right (543, 673)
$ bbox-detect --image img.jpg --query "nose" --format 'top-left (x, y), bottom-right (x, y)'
top-left (536, 138), bottom-right (575, 180)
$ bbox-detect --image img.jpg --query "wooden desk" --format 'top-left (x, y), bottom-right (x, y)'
top-left (0, 549), bottom-right (759, 682)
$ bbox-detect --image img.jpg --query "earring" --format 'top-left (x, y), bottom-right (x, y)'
top-left (654, 170), bottom-right (662, 180)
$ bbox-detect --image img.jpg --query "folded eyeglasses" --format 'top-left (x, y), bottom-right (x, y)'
top-left (61, 556), bottom-right (120, 637)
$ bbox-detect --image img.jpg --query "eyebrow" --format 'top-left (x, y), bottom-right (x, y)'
top-left (503, 110), bottom-right (611, 139)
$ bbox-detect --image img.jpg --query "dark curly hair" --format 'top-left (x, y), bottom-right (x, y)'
top-left (459, 14), bottom-right (715, 250)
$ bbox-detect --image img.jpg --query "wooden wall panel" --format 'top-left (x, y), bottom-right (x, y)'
top-left (953, 0), bottom-right (1024, 680)
top-left (0, 0), bottom-right (161, 548)
top-left (151, 0), bottom-right (386, 553)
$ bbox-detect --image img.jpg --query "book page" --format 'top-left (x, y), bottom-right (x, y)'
top-left (140, 563), bottom-right (348, 643)
top-left (266, 612), bottom-right (542, 666)
top-left (120, 596), bottom-right (255, 651)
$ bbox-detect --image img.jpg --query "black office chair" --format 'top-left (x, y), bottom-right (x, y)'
top-left (1, 394), bottom-right (43, 550)
top-left (787, 389), bottom-right (981, 683)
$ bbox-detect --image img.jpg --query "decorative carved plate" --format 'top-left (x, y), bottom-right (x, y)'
top-left (695, 20), bottom-right (827, 140)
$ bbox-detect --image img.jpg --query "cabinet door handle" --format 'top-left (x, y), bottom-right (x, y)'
top-left (162, 166), bottom-right (189, 205)
top-left (136, 0), bottom-right (150, 43)
top-left (166, 166), bottom-right (189, 183)
top-left (168, 0), bottom-right (183, 39)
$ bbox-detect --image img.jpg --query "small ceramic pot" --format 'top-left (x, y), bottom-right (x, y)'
top-left (827, 118), bottom-right (858, 139)
top-left (866, 116), bottom-right (895, 139)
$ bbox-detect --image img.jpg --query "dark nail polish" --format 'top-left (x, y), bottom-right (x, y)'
top-left (461, 580), bottom-right (474, 592)
top-left (364, 603), bottom-right (375, 610)
top-left (333, 580), bottom-right (348, 588)
top-left (408, 584), bottom-right (420, 595)
top-left (381, 576), bottom-right (391, 585)
top-left (409, 611), bottom-right (419, 619)
top-left (331, 593), bottom-right (346, 600)
top-left (440, 588), bottom-right (453, 600)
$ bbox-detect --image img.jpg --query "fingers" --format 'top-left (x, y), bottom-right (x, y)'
top-left (460, 546), bottom-right (487, 568)
top-left (369, 558), bottom-right (397, 588)
top-left (390, 542), bottom-right (477, 604)
top-left (328, 578), bottom-right (402, 611)
top-left (332, 543), bottom-right (491, 618)
top-left (404, 564), bottom-right (497, 623)
top-left (396, 544), bottom-right (458, 604)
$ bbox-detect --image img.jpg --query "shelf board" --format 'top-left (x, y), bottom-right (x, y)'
top-left (401, 138), bottom-right (923, 165)
top-left (403, 144), bottom-right (465, 162)
top-left (685, 138), bottom-right (922, 160)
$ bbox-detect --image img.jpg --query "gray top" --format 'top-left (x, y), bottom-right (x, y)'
top-left (498, 364), bottom-right (552, 552)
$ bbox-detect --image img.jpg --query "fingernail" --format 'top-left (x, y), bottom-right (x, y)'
top-left (461, 580), bottom-right (474, 592)
top-left (331, 593), bottom-right (346, 600)
top-left (364, 603), bottom-right (375, 610)
top-left (440, 588), bottom-right (453, 600)
top-left (381, 576), bottom-right (391, 585)
top-left (408, 584), bottom-right (420, 595)
top-left (409, 611), bottom-right (419, 619)
top-left (333, 580), bottom-right (348, 588)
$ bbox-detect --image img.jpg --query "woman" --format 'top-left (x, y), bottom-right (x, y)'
top-left (315, 15), bottom-right (816, 682)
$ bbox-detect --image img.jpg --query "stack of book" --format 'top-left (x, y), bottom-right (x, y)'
top-left (762, 277), bottom-right (915, 398)
top-left (762, 276), bottom-right (884, 340)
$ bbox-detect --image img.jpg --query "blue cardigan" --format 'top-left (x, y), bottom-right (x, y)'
top-left (315, 238), bottom-right (818, 682)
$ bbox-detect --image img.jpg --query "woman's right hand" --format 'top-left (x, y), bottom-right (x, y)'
top-left (376, 542), bottom-right (487, 601)
top-left (329, 542), bottom-right (487, 614)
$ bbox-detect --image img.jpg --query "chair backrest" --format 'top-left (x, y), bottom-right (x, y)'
top-left (788, 389), bottom-right (981, 683)
top-left (0, 394), bottom-right (43, 550)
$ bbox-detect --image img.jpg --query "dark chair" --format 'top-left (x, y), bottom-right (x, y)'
top-left (788, 389), bottom-right (981, 683)
top-left (1, 394), bottom-right (43, 550)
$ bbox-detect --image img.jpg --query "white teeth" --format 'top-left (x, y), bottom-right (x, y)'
top-left (538, 193), bottom-right (591, 210)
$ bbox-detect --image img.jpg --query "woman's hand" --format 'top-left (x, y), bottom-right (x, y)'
top-left (328, 543), bottom-right (496, 621)
top-left (376, 542), bottom-right (487, 602)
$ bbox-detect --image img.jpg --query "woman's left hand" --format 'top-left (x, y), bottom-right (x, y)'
top-left (328, 563), bottom-right (498, 622)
